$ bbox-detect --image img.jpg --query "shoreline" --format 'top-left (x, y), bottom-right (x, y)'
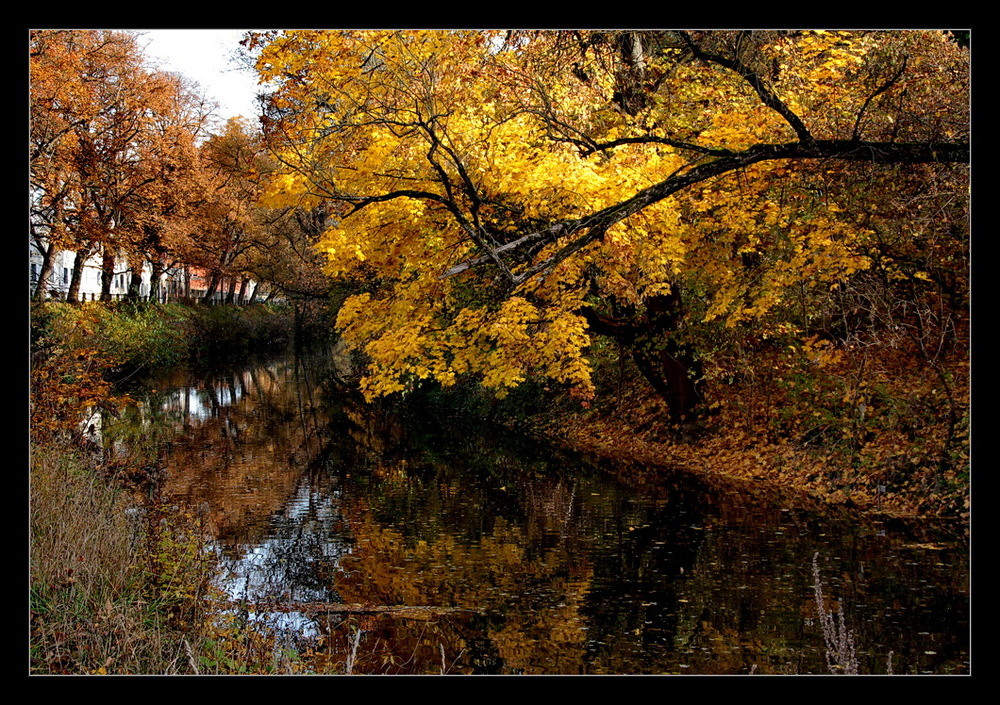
top-left (528, 410), bottom-right (969, 538)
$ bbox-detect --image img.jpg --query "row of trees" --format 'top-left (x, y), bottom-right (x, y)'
top-left (248, 29), bottom-right (969, 426)
top-left (29, 30), bottom-right (330, 305)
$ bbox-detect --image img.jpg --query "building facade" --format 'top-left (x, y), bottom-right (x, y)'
top-left (29, 244), bottom-right (260, 304)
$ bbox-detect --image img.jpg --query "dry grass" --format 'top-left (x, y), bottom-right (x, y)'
top-left (28, 438), bottom-right (357, 675)
top-left (29, 439), bottom-right (194, 674)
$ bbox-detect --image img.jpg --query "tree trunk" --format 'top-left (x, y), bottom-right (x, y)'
top-left (67, 243), bottom-right (95, 304)
top-left (237, 277), bottom-right (249, 305)
top-left (628, 338), bottom-right (702, 424)
top-left (32, 244), bottom-right (55, 301)
top-left (126, 264), bottom-right (142, 301)
top-left (581, 289), bottom-right (703, 425)
top-left (225, 277), bottom-right (238, 304)
top-left (203, 271), bottom-right (221, 305)
top-left (613, 31), bottom-right (649, 115)
top-left (149, 256), bottom-right (164, 302)
top-left (99, 248), bottom-right (116, 302)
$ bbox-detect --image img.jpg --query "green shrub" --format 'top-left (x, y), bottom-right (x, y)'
top-left (32, 301), bottom-right (303, 374)
top-left (102, 302), bottom-right (191, 371)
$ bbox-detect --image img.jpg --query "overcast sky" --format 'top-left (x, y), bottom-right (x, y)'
top-left (137, 29), bottom-right (262, 123)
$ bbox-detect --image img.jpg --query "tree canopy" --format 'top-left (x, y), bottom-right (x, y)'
top-left (239, 31), bottom-right (970, 418)
top-left (29, 29), bottom-right (220, 301)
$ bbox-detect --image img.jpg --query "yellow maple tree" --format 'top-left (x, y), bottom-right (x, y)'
top-left (248, 29), bottom-right (968, 422)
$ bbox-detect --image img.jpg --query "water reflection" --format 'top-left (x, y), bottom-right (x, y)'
top-left (106, 348), bottom-right (970, 675)
top-left (215, 480), bottom-right (351, 638)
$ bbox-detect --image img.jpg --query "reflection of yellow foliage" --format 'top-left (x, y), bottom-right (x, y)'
top-left (333, 503), bottom-right (595, 673)
top-left (489, 577), bottom-right (592, 674)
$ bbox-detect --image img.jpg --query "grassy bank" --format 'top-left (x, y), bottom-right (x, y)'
top-left (30, 439), bottom-right (195, 674)
top-left (31, 300), bottom-right (308, 378)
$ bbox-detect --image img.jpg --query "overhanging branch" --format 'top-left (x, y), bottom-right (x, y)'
top-left (440, 138), bottom-right (968, 284)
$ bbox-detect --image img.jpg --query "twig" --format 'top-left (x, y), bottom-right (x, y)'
top-left (811, 552), bottom-right (859, 674)
top-left (344, 628), bottom-right (363, 675)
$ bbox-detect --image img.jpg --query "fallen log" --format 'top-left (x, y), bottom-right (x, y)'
top-left (239, 601), bottom-right (482, 620)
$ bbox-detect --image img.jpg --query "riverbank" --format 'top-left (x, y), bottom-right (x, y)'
top-left (30, 300), bottom-right (321, 377)
top-left (525, 380), bottom-right (969, 528)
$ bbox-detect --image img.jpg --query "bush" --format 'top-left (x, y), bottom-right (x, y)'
top-left (30, 302), bottom-right (126, 445)
top-left (32, 300), bottom-right (305, 374)
top-left (38, 301), bottom-right (190, 374)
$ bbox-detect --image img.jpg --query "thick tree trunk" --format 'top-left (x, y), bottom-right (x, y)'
top-left (203, 271), bottom-right (221, 305)
top-left (67, 243), bottom-right (95, 304)
top-left (126, 264), bottom-right (143, 301)
top-left (581, 289), bottom-right (703, 425)
top-left (628, 291), bottom-right (703, 424)
top-left (614, 31), bottom-right (649, 115)
top-left (225, 277), bottom-right (238, 304)
top-left (628, 338), bottom-right (703, 424)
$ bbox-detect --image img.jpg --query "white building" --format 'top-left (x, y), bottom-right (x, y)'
top-left (29, 246), bottom-right (187, 302)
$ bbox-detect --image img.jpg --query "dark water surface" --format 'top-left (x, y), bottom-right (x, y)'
top-left (106, 348), bottom-right (970, 675)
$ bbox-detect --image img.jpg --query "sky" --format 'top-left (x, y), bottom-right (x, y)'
top-left (137, 29), bottom-right (262, 123)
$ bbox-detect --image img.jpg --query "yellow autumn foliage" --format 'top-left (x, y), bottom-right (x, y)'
top-left (250, 29), bottom-right (967, 402)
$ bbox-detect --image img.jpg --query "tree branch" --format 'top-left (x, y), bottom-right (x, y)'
top-left (852, 55), bottom-right (909, 141)
top-left (441, 138), bottom-right (968, 284)
top-left (679, 31), bottom-right (814, 143)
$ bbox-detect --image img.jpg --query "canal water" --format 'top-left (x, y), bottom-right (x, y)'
top-left (104, 347), bottom-right (970, 675)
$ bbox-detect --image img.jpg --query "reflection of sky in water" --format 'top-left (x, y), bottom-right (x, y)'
top-left (160, 384), bottom-right (245, 420)
top-left (214, 481), bottom-right (353, 638)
